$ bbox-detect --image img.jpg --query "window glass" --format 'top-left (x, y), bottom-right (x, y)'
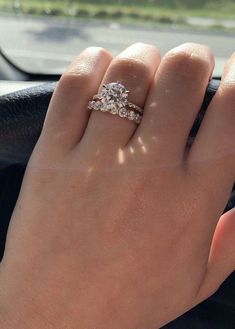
top-left (0, 0), bottom-right (234, 75)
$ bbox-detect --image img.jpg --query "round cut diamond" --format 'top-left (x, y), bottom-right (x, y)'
top-left (89, 82), bottom-right (142, 123)
top-left (135, 114), bottom-right (141, 124)
top-left (88, 100), bottom-right (100, 111)
top-left (102, 82), bottom-right (128, 103)
top-left (119, 108), bottom-right (128, 117)
top-left (128, 111), bottom-right (136, 120)
top-left (95, 82), bottom-right (129, 115)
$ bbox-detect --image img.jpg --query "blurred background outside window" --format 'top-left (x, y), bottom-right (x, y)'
top-left (0, 0), bottom-right (235, 75)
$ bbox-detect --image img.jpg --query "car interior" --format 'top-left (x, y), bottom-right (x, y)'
top-left (0, 45), bottom-right (234, 329)
top-left (0, 1), bottom-right (235, 327)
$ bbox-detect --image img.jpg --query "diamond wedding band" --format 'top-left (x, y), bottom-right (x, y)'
top-left (88, 82), bottom-right (143, 124)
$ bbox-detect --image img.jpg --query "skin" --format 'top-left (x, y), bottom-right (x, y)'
top-left (0, 42), bottom-right (235, 329)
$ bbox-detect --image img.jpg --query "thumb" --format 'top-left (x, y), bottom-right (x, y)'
top-left (195, 208), bottom-right (235, 304)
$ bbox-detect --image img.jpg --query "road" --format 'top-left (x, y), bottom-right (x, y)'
top-left (0, 15), bottom-right (234, 76)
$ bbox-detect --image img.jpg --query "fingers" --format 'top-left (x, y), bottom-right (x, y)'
top-left (131, 43), bottom-right (214, 165)
top-left (187, 52), bottom-right (235, 222)
top-left (40, 47), bottom-right (112, 152)
top-left (81, 43), bottom-right (161, 151)
top-left (194, 209), bottom-right (235, 304)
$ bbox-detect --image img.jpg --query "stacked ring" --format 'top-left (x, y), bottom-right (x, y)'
top-left (88, 82), bottom-right (143, 124)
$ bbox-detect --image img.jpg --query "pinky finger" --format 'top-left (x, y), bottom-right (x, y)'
top-left (194, 209), bottom-right (235, 304)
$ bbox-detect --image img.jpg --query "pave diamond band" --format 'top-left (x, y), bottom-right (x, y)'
top-left (88, 82), bottom-right (143, 124)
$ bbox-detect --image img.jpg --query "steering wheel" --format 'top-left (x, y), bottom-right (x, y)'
top-left (0, 79), bottom-right (234, 328)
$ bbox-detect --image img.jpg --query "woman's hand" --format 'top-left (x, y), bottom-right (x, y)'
top-left (0, 43), bottom-right (235, 329)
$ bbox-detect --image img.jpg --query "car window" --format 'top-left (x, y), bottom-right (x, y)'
top-left (0, 0), bottom-right (235, 76)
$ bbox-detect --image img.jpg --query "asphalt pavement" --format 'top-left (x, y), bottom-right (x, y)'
top-left (0, 15), bottom-right (234, 76)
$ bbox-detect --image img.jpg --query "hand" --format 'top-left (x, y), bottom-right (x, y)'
top-left (0, 43), bottom-right (234, 329)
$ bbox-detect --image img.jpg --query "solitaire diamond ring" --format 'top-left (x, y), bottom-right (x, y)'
top-left (88, 82), bottom-right (143, 124)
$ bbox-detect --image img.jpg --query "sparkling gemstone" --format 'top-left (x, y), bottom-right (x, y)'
top-left (109, 103), bottom-right (119, 114)
top-left (94, 101), bottom-right (102, 111)
top-left (89, 82), bottom-right (136, 119)
top-left (89, 100), bottom-right (99, 111)
top-left (102, 82), bottom-right (128, 103)
top-left (88, 100), bottom-right (95, 109)
top-left (135, 114), bottom-right (141, 123)
top-left (101, 105), bottom-right (107, 112)
top-left (119, 108), bottom-right (128, 117)
top-left (128, 111), bottom-right (135, 120)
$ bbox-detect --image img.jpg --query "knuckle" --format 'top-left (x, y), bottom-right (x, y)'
top-left (111, 57), bottom-right (151, 81)
top-left (60, 47), bottom-right (112, 90)
top-left (60, 69), bottom-right (93, 91)
top-left (83, 46), bottom-right (112, 59)
top-left (164, 44), bottom-right (212, 79)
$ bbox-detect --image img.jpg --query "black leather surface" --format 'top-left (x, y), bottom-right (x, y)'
top-left (0, 80), bottom-right (234, 328)
top-left (0, 82), bottom-right (56, 167)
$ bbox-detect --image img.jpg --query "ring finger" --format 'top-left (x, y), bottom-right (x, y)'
top-left (81, 43), bottom-right (161, 151)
